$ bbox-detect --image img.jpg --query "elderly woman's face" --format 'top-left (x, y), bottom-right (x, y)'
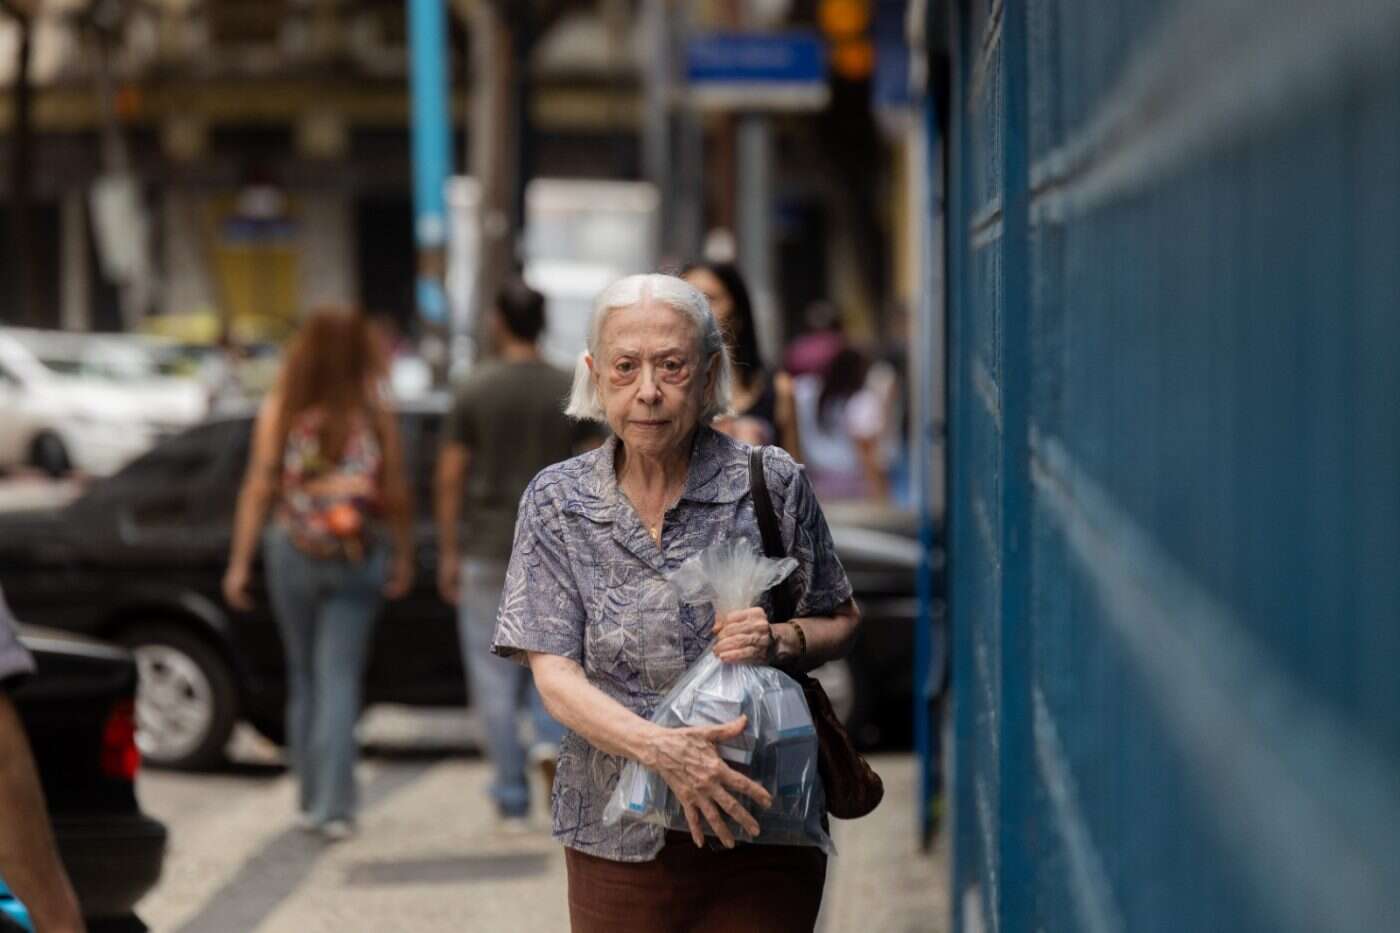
top-left (590, 301), bottom-right (712, 458)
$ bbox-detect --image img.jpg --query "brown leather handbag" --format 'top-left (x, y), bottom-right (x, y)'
top-left (750, 448), bottom-right (884, 820)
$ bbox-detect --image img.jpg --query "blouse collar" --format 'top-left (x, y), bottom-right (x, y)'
top-left (577, 425), bottom-right (750, 522)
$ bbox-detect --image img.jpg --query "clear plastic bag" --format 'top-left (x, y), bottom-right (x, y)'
top-left (602, 539), bottom-right (835, 853)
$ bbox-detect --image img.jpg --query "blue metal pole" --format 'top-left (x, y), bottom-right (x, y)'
top-left (946, 2), bottom-right (980, 927)
top-left (408, 0), bottom-right (452, 326)
top-left (914, 81), bottom-right (945, 851)
top-left (996, 0), bottom-right (1035, 926)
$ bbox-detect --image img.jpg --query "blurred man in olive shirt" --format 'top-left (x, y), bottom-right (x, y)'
top-left (435, 280), bottom-right (600, 830)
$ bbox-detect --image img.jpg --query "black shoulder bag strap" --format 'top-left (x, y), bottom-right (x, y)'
top-left (748, 445), bottom-right (885, 820)
top-left (749, 446), bottom-right (797, 624)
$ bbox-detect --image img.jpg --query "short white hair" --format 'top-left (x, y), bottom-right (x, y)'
top-left (565, 273), bottom-right (734, 423)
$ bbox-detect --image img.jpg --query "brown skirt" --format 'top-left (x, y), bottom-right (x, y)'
top-left (564, 831), bottom-right (827, 933)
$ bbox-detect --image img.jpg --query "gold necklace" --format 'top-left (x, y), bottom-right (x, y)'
top-left (619, 463), bottom-right (682, 547)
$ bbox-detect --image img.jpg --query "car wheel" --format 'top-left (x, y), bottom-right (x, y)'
top-left (121, 625), bottom-right (237, 770)
top-left (30, 432), bottom-right (71, 478)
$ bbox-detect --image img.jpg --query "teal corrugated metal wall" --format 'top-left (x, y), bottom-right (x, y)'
top-left (943, 1), bottom-right (1400, 930)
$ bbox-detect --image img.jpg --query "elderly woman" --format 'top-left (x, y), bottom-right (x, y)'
top-left (493, 274), bottom-right (861, 932)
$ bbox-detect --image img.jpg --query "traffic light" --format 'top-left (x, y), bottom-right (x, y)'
top-left (818, 0), bottom-right (874, 81)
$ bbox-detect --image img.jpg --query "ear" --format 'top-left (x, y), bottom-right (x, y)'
top-left (585, 353), bottom-right (603, 403)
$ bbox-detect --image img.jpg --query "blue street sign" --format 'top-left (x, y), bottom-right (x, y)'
top-left (873, 0), bottom-right (913, 114)
top-left (686, 31), bottom-right (829, 111)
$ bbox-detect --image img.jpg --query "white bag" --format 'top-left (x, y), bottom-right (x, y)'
top-left (602, 539), bottom-right (834, 853)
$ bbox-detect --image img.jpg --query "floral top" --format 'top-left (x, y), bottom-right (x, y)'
top-left (493, 427), bottom-right (853, 862)
top-left (276, 409), bottom-right (383, 557)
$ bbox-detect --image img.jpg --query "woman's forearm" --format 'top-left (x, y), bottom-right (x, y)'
top-left (434, 445), bottom-right (467, 563)
top-left (529, 653), bottom-right (664, 767)
top-left (855, 437), bottom-right (890, 500)
top-left (772, 598), bottom-right (861, 673)
top-left (774, 374), bottom-right (804, 463)
top-left (531, 652), bottom-right (773, 847)
top-left (228, 477), bottom-right (274, 570)
top-left (0, 697), bottom-right (84, 933)
top-left (375, 407), bottom-right (415, 564)
top-left (230, 397), bottom-right (282, 571)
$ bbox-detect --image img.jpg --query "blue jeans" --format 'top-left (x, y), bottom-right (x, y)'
top-left (264, 526), bottom-right (387, 825)
top-left (459, 558), bottom-right (565, 818)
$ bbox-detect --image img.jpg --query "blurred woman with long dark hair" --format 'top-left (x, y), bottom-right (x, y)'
top-left (222, 309), bottom-right (413, 839)
top-left (682, 261), bottom-right (803, 460)
top-left (792, 346), bottom-right (890, 501)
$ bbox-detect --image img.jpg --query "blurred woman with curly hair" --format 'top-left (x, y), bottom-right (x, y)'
top-left (223, 308), bottom-right (413, 840)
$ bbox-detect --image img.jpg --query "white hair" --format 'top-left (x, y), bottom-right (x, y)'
top-left (565, 273), bottom-right (734, 423)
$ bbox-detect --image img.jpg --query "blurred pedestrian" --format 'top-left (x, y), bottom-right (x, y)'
top-left (0, 586), bottom-right (85, 933)
top-left (435, 280), bottom-right (598, 832)
top-left (222, 309), bottom-right (413, 841)
top-left (793, 346), bottom-right (890, 501)
top-left (495, 274), bottom-right (860, 932)
top-left (871, 301), bottom-right (914, 507)
top-left (783, 301), bottom-right (846, 377)
top-left (682, 261), bottom-right (803, 460)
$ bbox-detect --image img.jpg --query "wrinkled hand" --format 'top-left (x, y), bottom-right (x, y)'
top-left (437, 556), bottom-right (460, 605)
top-left (647, 715), bottom-right (772, 848)
top-left (222, 563), bottom-right (254, 611)
top-left (713, 608), bottom-right (773, 665)
top-left (384, 554), bottom-right (414, 599)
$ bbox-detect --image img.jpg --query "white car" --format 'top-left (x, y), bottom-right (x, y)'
top-left (0, 330), bottom-right (208, 477)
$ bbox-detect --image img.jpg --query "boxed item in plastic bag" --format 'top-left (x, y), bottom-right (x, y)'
top-left (602, 539), bottom-right (834, 853)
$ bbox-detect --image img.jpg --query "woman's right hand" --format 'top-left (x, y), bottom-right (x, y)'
top-left (644, 715), bottom-right (773, 849)
top-left (222, 563), bottom-right (254, 611)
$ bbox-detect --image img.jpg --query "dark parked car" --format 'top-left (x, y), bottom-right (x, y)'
top-left (0, 397), bottom-right (918, 768)
top-left (11, 627), bottom-right (167, 931)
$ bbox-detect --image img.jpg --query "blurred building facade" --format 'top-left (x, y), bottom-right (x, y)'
top-left (0, 0), bottom-right (917, 354)
top-left (0, 1), bottom-right (641, 338)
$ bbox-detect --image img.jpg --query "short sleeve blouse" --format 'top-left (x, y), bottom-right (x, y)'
top-left (493, 427), bottom-right (852, 862)
top-left (0, 587), bottom-right (35, 689)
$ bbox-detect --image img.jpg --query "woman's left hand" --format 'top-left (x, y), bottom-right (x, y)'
top-left (383, 554), bottom-right (414, 599)
top-left (713, 608), bottom-right (773, 664)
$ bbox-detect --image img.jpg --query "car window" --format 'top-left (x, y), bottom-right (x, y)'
top-left (81, 412), bottom-right (439, 520)
top-left (189, 419), bottom-right (254, 523)
top-left (83, 420), bottom-right (233, 506)
top-left (35, 356), bottom-right (83, 377)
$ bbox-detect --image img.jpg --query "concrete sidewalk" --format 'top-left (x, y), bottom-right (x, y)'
top-left (140, 739), bottom-right (948, 932)
top-left (819, 755), bottom-right (950, 933)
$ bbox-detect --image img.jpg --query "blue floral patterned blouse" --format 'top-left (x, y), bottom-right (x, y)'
top-left (492, 427), bottom-right (854, 862)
